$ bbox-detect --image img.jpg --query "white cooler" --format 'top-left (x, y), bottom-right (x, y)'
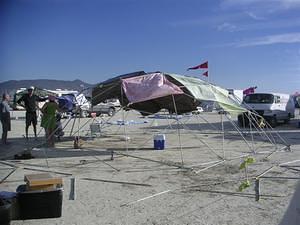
top-left (153, 134), bottom-right (165, 150)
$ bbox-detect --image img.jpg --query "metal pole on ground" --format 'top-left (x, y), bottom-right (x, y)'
top-left (172, 95), bottom-right (184, 167)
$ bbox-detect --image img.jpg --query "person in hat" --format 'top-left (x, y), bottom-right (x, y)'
top-left (0, 93), bottom-right (11, 145)
top-left (41, 95), bottom-right (59, 147)
top-left (17, 86), bottom-right (46, 140)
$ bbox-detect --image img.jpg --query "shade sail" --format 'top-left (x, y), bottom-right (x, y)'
top-left (122, 73), bottom-right (184, 104)
top-left (167, 74), bottom-right (246, 113)
top-left (92, 71), bottom-right (146, 106)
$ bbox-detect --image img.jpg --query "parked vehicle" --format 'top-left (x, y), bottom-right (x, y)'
top-left (88, 99), bottom-right (120, 117)
top-left (192, 106), bottom-right (204, 114)
top-left (238, 93), bottom-right (295, 127)
top-left (73, 93), bottom-right (90, 117)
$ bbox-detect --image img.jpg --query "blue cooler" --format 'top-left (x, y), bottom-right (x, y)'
top-left (154, 134), bottom-right (165, 150)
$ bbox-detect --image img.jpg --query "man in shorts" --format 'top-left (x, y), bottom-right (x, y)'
top-left (17, 86), bottom-right (46, 140)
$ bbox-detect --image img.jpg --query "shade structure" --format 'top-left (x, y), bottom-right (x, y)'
top-left (92, 71), bottom-right (146, 106)
top-left (168, 74), bottom-right (246, 113)
top-left (13, 87), bottom-right (58, 105)
top-left (92, 72), bottom-right (246, 115)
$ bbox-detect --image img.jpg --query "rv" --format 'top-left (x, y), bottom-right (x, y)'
top-left (238, 93), bottom-right (295, 127)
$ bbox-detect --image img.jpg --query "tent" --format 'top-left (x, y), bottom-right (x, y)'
top-left (57, 95), bottom-right (75, 112)
top-left (92, 72), bottom-right (246, 115)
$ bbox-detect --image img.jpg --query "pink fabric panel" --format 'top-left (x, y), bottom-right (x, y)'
top-left (122, 73), bottom-right (184, 103)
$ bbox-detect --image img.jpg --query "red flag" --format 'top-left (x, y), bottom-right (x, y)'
top-left (243, 86), bottom-right (257, 95)
top-left (187, 61), bottom-right (208, 70)
top-left (202, 71), bottom-right (208, 77)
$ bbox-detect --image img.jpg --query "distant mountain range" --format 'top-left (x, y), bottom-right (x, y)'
top-left (0, 79), bottom-right (94, 97)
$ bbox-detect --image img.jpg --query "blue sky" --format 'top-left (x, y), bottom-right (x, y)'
top-left (1, 0), bottom-right (300, 93)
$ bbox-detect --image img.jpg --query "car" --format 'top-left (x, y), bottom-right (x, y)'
top-left (88, 99), bottom-right (120, 117)
top-left (192, 106), bottom-right (204, 114)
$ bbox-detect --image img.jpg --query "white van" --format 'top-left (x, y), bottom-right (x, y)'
top-left (238, 93), bottom-right (295, 127)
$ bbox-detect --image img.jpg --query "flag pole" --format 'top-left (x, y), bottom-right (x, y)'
top-left (207, 68), bottom-right (209, 83)
top-left (207, 61), bottom-right (210, 83)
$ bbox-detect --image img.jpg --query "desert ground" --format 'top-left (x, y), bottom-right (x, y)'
top-left (1, 109), bottom-right (300, 225)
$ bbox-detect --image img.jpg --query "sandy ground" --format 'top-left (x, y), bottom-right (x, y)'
top-left (1, 110), bottom-right (300, 225)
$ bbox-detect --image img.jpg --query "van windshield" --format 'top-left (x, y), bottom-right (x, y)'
top-left (243, 94), bottom-right (274, 104)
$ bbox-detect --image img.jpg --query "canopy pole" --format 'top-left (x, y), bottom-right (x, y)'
top-left (177, 119), bottom-right (224, 159)
top-left (244, 112), bottom-right (286, 153)
top-left (72, 117), bottom-right (94, 137)
top-left (220, 113), bottom-right (225, 159)
top-left (241, 101), bottom-right (286, 148)
top-left (69, 115), bottom-right (77, 137)
top-left (224, 114), bottom-right (254, 154)
top-left (78, 110), bottom-right (80, 139)
top-left (165, 109), bottom-right (174, 130)
top-left (29, 107), bottom-right (75, 168)
top-left (73, 93), bottom-right (92, 138)
top-left (196, 113), bottom-right (219, 131)
top-left (248, 111), bottom-right (255, 153)
top-left (121, 84), bottom-right (129, 153)
top-left (172, 95), bottom-right (184, 167)
top-left (245, 112), bottom-right (276, 147)
top-left (248, 111), bottom-right (290, 149)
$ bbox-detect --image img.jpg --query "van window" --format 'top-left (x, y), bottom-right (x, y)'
top-left (244, 94), bottom-right (274, 104)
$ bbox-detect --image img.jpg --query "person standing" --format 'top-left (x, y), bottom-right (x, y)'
top-left (17, 86), bottom-right (46, 140)
top-left (0, 93), bottom-right (11, 145)
top-left (41, 95), bottom-right (59, 147)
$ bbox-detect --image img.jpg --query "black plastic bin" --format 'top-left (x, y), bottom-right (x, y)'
top-left (0, 191), bottom-right (19, 225)
top-left (0, 200), bottom-right (11, 225)
top-left (16, 185), bottom-right (63, 220)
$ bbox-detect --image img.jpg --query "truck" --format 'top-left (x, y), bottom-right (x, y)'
top-left (238, 93), bottom-right (295, 127)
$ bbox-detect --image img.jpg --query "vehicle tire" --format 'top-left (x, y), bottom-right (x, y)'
top-left (284, 114), bottom-right (291, 124)
top-left (269, 116), bottom-right (277, 127)
top-left (107, 107), bottom-right (115, 116)
top-left (238, 114), bottom-right (248, 128)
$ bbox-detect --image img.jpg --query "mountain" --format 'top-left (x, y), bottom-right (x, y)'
top-left (0, 79), bottom-right (94, 97)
